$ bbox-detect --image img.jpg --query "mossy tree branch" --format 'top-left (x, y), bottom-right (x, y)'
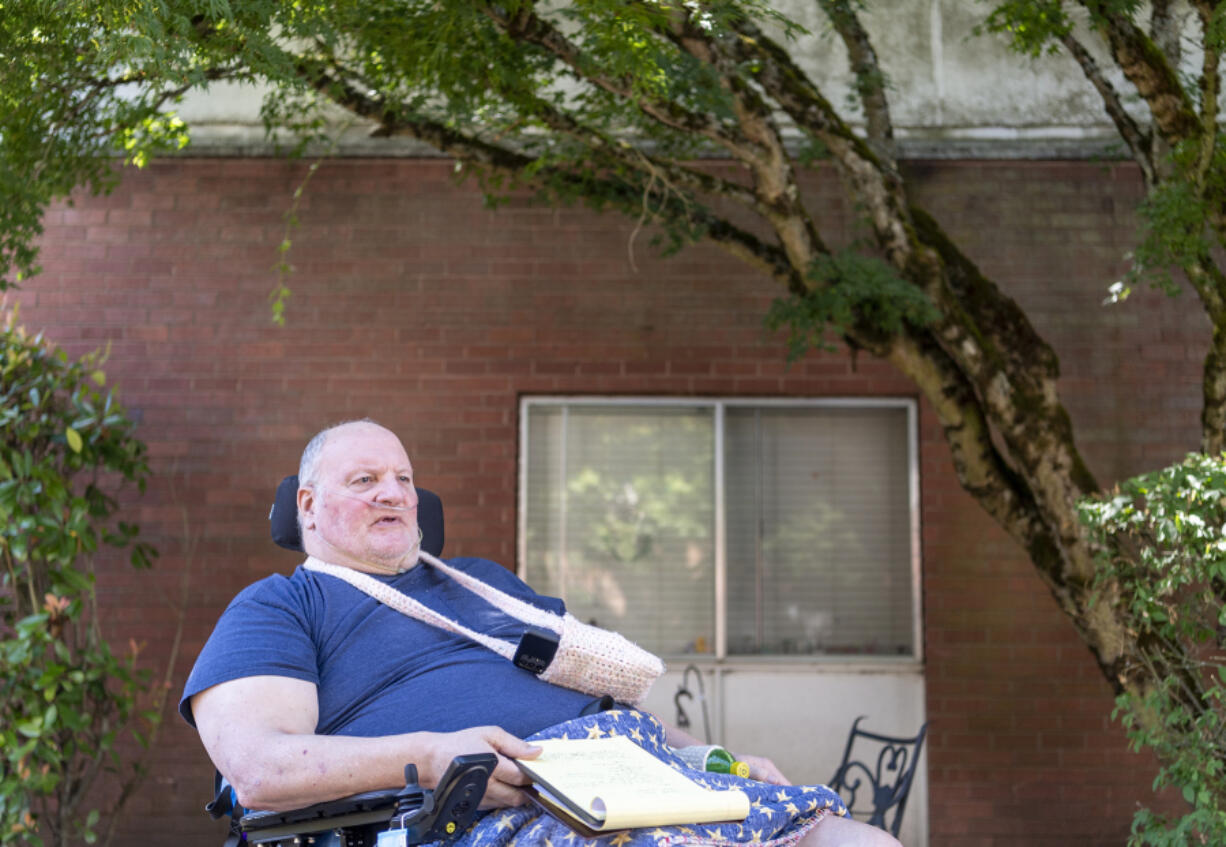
top-left (819, 0), bottom-right (896, 158)
top-left (293, 53), bottom-right (802, 290)
top-left (1077, 1), bottom-right (1201, 142)
top-left (1061, 32), bottom-right (1156, 186)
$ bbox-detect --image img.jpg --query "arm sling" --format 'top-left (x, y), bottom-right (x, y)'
top-left (303, 552), bottom-right (665, 706)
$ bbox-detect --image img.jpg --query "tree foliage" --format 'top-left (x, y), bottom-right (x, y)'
top-left (0, 309), bottom-right (158, 846)
top-left (1081, 454), bottom-right (1226, 845)
top-left (6, 0), bottom-right (1226, 835)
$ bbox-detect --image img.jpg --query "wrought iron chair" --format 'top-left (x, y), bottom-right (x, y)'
top-left (826, 716), bottom-right (927, 838)
top-left (672, 664), bottom-right (713, 745)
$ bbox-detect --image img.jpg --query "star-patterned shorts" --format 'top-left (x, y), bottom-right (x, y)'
top-left (435, 708), bottom-right (848, 847)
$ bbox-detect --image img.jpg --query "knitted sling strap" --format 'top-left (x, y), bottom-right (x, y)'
top-left (301, 555), bottom-right (521, 662)
top-left (301, 552), bottom-right (665, 705)
top-left (416, 551), bottom-right (569, 631)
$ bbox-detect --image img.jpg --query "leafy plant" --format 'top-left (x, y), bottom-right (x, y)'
top-left (1080, 453), bottom-right (1226, 846)
top-left (765, 249), bottom-right (940, 358)
top-left (0, 309), bottom-right (159, 847)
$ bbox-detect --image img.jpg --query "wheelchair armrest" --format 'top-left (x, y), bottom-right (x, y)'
top-left (237, 754), bottom-right (497, 846)
top-left (240, 788), bottom-right (401, 842)
top-left (386, 754), bottom-right (497, 846)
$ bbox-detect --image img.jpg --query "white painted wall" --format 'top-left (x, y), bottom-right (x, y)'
top-left (174, 0), bottom-right (1159, 158)
top-left (639, 663), bottom-right (928, 847)
top-left (776, 0), bottom-right (1124, 146)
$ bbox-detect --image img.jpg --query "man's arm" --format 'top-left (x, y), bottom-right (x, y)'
top-left (192, 675), bottom-right (540, 812)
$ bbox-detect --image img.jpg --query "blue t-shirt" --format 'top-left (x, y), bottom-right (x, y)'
top-left (179, 558), bottom-right (595, 738)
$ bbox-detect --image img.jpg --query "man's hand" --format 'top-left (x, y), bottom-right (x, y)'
top-left (418, 726), bottom-right (542, 809)
top-left (656, 712), bottom-right (791, 786)
top-left (738, 753), bottom-right (790, 785)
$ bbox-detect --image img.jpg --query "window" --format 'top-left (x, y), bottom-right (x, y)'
top-left (519, 398), bottom-right (919, 661)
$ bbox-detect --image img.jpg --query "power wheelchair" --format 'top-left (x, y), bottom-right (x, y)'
top-left (206, 477), bottom-right (491, 847)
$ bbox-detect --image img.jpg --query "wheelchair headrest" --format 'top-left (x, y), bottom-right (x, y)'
top-left (270, 475), bottom-right (445, 556)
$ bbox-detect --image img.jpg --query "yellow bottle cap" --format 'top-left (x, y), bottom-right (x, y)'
top-left (731, 760), bottom-right (750, 779)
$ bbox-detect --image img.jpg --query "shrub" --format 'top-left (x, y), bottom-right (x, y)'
top-left (0, 310), bottom-right (157, 847)
top-left (1080, 453), bottom-right (1226, 846)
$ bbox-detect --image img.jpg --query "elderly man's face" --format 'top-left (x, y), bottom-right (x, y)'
top-left (298, 423), bottom-right (421, 572)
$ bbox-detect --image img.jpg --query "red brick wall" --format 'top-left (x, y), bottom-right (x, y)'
top-left (12, 157), bottom-right (1204, 846)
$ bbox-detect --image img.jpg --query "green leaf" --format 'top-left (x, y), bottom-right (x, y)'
top-left (65, 426), bottom-right (83, 453)
top-left (16, 718), bottom-right (43, 738)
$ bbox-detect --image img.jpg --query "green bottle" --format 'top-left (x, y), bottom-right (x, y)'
top-left (675, 744), bottom-right (751, 778)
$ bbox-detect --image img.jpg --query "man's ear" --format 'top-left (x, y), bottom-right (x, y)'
top-left (297, 487), bottom-right (317, 530)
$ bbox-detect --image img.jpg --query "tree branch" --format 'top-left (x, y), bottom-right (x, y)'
top-left (1078, 1), bottom-right (1201, 144)
top-left (717, 16), bottom-right (1095, 531)
top-left (1149, 0), bottom-right (1182, 65)
top-left (515, 93), bottom-right (767, 220)
top-left (719, 14), bottom-right (915, 271)
top-left (717, 15), bottom-right (1095, 539)
top-left (885, 326), bottom-right (1127, 692)
top-left (909, 207), bottom-right (1099, 515)
top-left (1059, 32), bottom-right (1155, 187)
top-left (718, 19), bottom-right (1074, 499)
top-left (1193, 2), bottom-right (1221, 191)
top-left (293, 56), bottom-right (802, 290)
top-left (886, 330), bottom-right (1047, 540)
top-left (818, 0), bottom-right (895, 160)
top-left (523, 94), bottom-right (815, 282)
top-left (1183, 256), bottom-right (1226, 452)
top-left (478, 3), bottom-right (760, 160)
top-left (648, 8), bottom-right (829, 274)
top-left (1193, 316), bottom-right (1226, 455)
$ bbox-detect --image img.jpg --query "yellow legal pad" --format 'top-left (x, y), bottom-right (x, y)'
top-left (514, 736), bottom-right (751, 835)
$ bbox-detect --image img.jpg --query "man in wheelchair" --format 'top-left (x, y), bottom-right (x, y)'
top-left (180, 420), bottom-right (902, 847)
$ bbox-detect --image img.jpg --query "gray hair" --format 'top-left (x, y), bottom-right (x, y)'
top-left (298, 417), bottom-right (384, 486)
top-left (296, 419), bottom-right (383, 537)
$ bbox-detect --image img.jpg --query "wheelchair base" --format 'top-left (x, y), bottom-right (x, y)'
top-left (234, 754), bottom-right (497, 847)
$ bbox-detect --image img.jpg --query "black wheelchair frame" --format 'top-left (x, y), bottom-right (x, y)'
top-left (232, 755), bottom-right (496, 847)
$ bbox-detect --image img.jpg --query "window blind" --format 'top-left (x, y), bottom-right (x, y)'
top-left (521, 400), bottom-right (916, 658)
top-left (724, 406), bottom-right (913, 656)
top-left (523, 404), bottom-right (716, 655)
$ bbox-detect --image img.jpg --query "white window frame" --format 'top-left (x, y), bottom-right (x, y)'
top-left (517, 396), bottom-right (923, 665)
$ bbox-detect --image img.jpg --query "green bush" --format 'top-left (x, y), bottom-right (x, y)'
top-left (0, 310), bottom-right (158, 846)
top-left (1080, 453), bottom-right (1226, 846)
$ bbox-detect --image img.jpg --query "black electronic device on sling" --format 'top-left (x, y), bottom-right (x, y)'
top-left (513, 625), bottom-right (560, 675)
